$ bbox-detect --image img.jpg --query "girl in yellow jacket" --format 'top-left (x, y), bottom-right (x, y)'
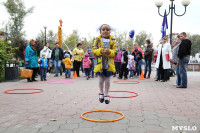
top-left (92, 24), bottom-right (116, 104)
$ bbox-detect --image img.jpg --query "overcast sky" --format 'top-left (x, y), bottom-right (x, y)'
top-left (0, 0), bottom-right (200, 45)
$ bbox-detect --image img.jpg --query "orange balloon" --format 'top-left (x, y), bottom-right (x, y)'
top-left (58, 26), bottom-right (62, 47)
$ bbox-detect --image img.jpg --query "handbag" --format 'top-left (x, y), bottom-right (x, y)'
top-left (20, 69), bottom-right (33, 78)
top-left (165, 54), bottom-right (170, 61)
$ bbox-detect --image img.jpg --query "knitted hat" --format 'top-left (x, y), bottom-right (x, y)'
top-left (88, 48), bottom-right (92, 51)
top-left (122, 48), bottom-right (126, 51)
top-left (64, 53), bottom-right (70, 58)
top-left (84, 53), bottom-right (89, 58)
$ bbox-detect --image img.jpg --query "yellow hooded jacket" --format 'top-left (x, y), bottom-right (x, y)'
top-left (73, 47), bottom-right (84, 62)
top-left (92, 35), bottom-right (116, 73)
top-left (63, 58), bottom-right (72, 69)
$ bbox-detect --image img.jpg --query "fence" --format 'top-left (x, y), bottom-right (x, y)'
top-left (187, 63), bottom-right (200, 71)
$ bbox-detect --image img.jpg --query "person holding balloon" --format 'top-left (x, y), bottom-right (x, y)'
top-left (92, 24), bottom-right (116, 104)
top-left (131, 44), bottom-right (144, 56)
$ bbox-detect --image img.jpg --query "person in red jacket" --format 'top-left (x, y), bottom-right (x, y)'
top-left (131, 44), bottom-right (143, 56)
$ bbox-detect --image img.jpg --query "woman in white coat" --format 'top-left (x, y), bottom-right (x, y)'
top-left (155, 37), bottom-right (172, 82)
top-left (40, 43), bottom-right (52, 73)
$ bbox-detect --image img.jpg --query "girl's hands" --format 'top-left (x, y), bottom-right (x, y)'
top-left (101, 49), bottom-right (110, 55)
top-left (105, 49), bottom-right (110, 55)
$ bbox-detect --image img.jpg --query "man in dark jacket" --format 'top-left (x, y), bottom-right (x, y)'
top-left (118, 48), bottom-right (128, 80)
top-left (177, 32), bottom-right (192, 88)
top-left (51, 43), bottom-right (64, 77)
top-left (144, 40), bottom-right (154, 79)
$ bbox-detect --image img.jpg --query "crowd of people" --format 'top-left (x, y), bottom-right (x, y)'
top-left (24, 24), bottom-right (192, 104)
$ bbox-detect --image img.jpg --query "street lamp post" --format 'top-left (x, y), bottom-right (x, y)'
top-left (43, 26), bottom-right (47, 45)
top-left (155, 0), bottom-right (190, 45)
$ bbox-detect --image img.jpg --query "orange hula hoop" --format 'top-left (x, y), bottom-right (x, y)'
top-left (81, 110), bottom-right (124, 123)
top-left (4, 89), bottom-right (43, 94)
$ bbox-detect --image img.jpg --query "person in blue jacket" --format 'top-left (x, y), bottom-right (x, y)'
top-left (25, 39), bottom-right (39, 82)
top-left (39, 53), bottom-right (48, 81)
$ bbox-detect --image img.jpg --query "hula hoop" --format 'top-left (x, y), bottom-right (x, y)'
top-left (81, 110), bottom-right (124, 122)
top-left (4, 89), bottom-right (43, 94)
top-left (46, 80), bottom-right (74, 84)
top-left (113, 80), bottom-right (140, 84)
top-left (108, 91), bottom-right (138, 98)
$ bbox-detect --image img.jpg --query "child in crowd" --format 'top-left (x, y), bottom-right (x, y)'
top-left (63, 53), bottom-right (72, 78)
top-left (83, 53), bottom-right (92, 80)
top-left (88, 48), bottom-right (95, 78)
top-left (93, 56), bottom-right (98, 77)
top-left (39, 53), bottom-right (48, 81)
top-left (127, 55), bottom-right (135, 78)
top-left (118, 48), bottom-right (128, 80)
top-left (132, 48), bottom-right (143, 77)
top-left (92, 24), bottom-right (116, 104)
top-left (113, 46), bottom-right (122, 77)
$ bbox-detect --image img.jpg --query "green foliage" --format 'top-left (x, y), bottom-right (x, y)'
top-left (47, 30), bottom-right (57, 48)
top-left (135, 31), bottom-right (152, 46)
top-left (82, 38), bottom-right (93, 52)
top-left (114, 31), bottom-right (133, 53)
top-left (124, 38), bottom-right (134, 53)
top-left (114, 32), bottom-right (124, 48)
top-left (64, 30), bottom-right (79, 50)
top-left (3, 0), bottom-right (34, 59)
top-left (188, 34), bottom-right (200, 56)
top-left (0, 40), bottom-right (16, 81)
top-left (0, 40), bottom-right (15, 63)
top-left (35, 39), bottom-right (44, 57)
top-left (36, 29), bottom-right (58, 52)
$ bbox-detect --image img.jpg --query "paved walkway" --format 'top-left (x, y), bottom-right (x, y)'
top-left (0, 71), bottom-right (200, 133)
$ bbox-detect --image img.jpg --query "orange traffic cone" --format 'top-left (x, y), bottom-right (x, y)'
top-left (140, 72), bottom-right (145, 80)
top-left (73, 71), bottom-right (78, 79)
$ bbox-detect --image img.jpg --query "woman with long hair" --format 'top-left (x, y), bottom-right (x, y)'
top-left (25, 39), bottom-right (39, 82)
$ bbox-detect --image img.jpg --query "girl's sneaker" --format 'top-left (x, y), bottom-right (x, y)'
top-left (105, 96), bottom-right (110, 104)
top-left (99, 94), bottom-right (104, 103)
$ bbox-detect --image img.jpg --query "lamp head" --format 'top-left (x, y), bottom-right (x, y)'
top-left (182, 0), bottom-right (190, 6)
top-left (155, 0), bottom-right (163, 7)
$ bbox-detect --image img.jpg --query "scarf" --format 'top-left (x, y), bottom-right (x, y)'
top-left (30, 44), bottom-right (37, 56)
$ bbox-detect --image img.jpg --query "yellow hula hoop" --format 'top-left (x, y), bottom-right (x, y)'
top-left (81, 110), bottom-right (124, 123)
